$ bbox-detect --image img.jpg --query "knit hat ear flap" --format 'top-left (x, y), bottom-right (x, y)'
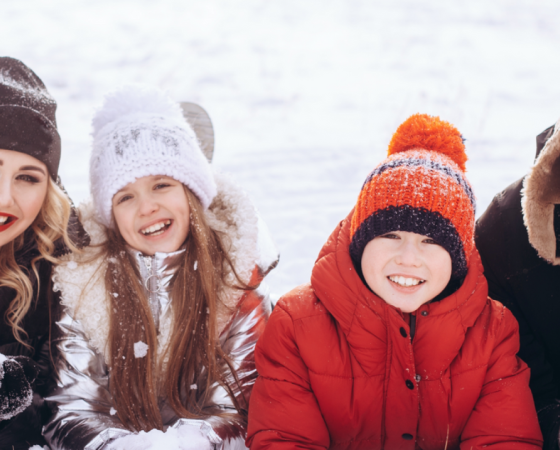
top-left (350, 113), bottom-right (475, 280)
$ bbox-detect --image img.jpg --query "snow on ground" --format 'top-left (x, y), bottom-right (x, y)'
top-left (2, 0), bottom-right (560, 299)
top-left (107, 425), bottom-right (211, 450)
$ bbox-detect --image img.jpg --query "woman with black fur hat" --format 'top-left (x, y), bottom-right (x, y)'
top-left (0, 56), bottom-right (86, 449)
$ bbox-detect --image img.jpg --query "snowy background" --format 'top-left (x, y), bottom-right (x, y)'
top-left (2, 0), bottom-right (560, 300)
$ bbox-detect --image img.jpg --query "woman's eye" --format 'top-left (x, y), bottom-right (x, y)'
top-left (16, 174), bottom-right (40, 184)
top-left (423, 238), bottom-right (437, 245)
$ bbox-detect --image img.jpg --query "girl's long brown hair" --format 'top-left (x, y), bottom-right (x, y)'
top-left (0, 178), bottom-right (78, 348)
top-left (105, 187), bottom-right (248, 431)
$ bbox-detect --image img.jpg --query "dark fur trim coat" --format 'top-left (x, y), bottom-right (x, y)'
top-left (475, 121), bottom-right (560, 450)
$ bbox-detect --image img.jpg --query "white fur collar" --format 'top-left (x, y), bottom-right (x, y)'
top-left (52, 171), bottom-right (276, 360)
top-left (522, 118), bottom-right (560, 265)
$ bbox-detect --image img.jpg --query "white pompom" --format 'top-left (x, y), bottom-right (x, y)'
top-left (92, 84), bottom-right (184, 136)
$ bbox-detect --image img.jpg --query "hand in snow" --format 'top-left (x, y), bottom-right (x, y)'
top-left (107, 424), bottom-right (213, 450)
top-left (0, 353), bottom-right (39, 421)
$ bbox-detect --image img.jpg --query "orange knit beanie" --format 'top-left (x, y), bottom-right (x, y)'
top-left (349, 114), bottom-right (475, 279)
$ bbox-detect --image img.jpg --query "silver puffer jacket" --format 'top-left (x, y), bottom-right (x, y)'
top-left (44, 173), bottom-right (278, 450)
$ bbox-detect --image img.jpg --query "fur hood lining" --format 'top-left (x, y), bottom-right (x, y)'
top-left (522, 118), bottom-right (560, 265)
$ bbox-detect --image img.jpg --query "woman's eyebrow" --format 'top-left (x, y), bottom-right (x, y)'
top-left (19, 165), bottom-right (46, 175)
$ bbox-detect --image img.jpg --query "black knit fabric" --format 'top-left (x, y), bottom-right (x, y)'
top-left (349, 205), bottom-right (467, 280)
top-left (0, 57), bottom-right (61, 179)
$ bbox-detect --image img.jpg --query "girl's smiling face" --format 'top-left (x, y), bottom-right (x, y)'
top-left (361, 230), bottom-right (452, 313)
top-left (112, 175), bottom-right (190, 255)
top-left (0, 149), bottom-right (49, 247)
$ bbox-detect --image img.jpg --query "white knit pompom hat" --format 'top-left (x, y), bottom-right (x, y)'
top-left (89, 84), bottom-right (217, 227)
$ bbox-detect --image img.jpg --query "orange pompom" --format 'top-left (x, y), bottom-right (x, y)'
top-left (387, 114), bottom-right (467, 171)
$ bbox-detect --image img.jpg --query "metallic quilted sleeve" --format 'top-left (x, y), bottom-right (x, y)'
top-left (43, 312), bottom-right (131, 450)
top-left (177, 286), bottom-right (271, 450)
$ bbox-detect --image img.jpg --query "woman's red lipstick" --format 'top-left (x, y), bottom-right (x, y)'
top-left (0, 213), bottom-right (18, 232)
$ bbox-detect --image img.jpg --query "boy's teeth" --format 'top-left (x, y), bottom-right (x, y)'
top-left (141, 220), bottom-right (171, 235)
top-left (389, 276), bottom-right (424, 287)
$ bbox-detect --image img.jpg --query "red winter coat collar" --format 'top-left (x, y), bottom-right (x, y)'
top-left (248, 213), bottom-right (542, 450)
top-left (311, 210), bottom-right (489, 384)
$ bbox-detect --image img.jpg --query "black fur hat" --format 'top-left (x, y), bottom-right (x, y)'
top-left (0, 57), bottom-right (61, 179)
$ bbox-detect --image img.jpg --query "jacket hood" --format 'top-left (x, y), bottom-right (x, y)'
top-left (311, 210), bottom-right (488, 342)
top-left (52, 170), bottom-right (277, 360)
top-left (522, 118), bottom-right (560, 265)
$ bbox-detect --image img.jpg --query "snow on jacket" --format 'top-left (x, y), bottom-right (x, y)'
top-left (247, 211), bottom-right (543, 450)
top-left (43, 172), bottom-right (278, 450)
top-left (0, 211), bottom-right (88, 450)
top-left (475, 121), bottom-right (560, 450)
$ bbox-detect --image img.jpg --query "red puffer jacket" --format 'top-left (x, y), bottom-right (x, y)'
top-left (247, 213), bottom-right (543, 450)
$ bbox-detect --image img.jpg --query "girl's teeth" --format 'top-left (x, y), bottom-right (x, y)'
top-left (0, 216), bottom-right (8, 224)
top-left (142, 220), bottom-right (171, 235)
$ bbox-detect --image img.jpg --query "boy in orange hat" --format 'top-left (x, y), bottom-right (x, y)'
top-left (246, 114), bottom-right (543, 449)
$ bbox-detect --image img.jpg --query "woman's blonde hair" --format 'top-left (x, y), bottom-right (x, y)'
top-left (0, 178), bottom-right (79, 347)
top-left (104, 187), bottom-right (250, 432)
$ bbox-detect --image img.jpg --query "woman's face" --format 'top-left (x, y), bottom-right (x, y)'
top-left (0, 149), bottom-right (49, 248)
top-left (361, 230), bottom-right (452, 313)
top-left (112, 175), bottom-right (190, 255)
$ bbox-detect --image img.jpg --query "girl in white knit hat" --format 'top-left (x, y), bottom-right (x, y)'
top-left (43, 85), bottom-right (278, 450)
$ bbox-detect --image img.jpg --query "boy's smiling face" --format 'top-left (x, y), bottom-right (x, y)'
top-left (361, 231), bottom-right (452, 313)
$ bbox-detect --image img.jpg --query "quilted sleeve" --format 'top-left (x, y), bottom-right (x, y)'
top-left (246, 303), bottom-right (330, 450)
top-left (460, 305), bottom-right (544, 450)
